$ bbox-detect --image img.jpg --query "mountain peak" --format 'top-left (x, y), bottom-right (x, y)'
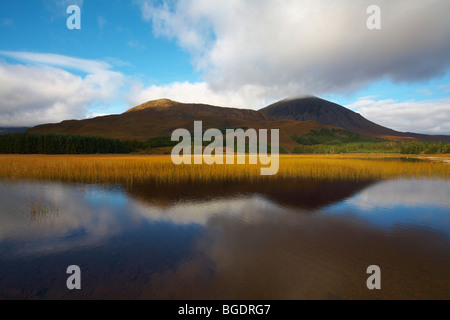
top-left (260, 96), bottom-right (394, 137)
top-left (124, 98), bottom-right (179, 113)
top-left (260, 97), bottom-right (450, 143)
top-left (282, 95), bottom-right (320, 102)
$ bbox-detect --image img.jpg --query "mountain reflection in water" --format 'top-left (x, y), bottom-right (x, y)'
top-left (0, 178), bottom-right (448, 300)
top-left (124, 179), bottom-right (376, 210)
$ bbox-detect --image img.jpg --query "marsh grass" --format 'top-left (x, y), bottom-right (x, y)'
top-left (0, 154), bottom-right (448, 185)
top-left (28, 197), bottom-right (59, 225)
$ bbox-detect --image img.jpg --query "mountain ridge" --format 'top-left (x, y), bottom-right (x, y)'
top-left (260, 97), bottom-right (450, 143)
top-left (0, 127), bottom-right (29, 135)
top-left (26, 97), bottom-right (450, 148)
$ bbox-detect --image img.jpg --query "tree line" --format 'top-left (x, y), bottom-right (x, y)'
top-left (291, 128), bottom-right (384, 146)
top-left (0, 133), bottom-right (177, 154)
top-left (1, 132), bottom-right (448, 155)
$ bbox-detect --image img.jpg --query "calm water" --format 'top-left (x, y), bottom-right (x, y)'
top-left (0, 178), bottom-right (449, 300)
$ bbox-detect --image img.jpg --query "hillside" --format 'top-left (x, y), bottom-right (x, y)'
top-left (260, 97), bottom-right (450, 143)
top-left (26, 97), bottom-right (450, 151)
top-left (27, 99), bottom-right (334, 151)
top-left (0, 127), bottom-right (29, 135)
top-left (28, 99), bottom-right (269, 139)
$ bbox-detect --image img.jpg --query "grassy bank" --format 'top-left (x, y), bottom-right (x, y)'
top-left (2, 132), bottom-right (449, 156)
top-left (290, 129), bottom-right (450, 154)
top-left (0, 154), bottom-right (448, 185)
top-left (291, 141), bottom-right (450, 154)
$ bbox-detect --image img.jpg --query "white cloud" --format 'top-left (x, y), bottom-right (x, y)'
top-left (126, 81), bottom-right (277, 109)
top-left (98, 16), bottom-right (107, 31)
top-left (0, 51), bottom-right (109, 74)
top-left (127, 40), bottom-right (146, 51)
top-left (417, 89), bottom-right (433, 97)
top-left (347, 97), bottom-right (450, 135)
top-left (0, 51), bottom-right (124, 127)
top-left (88, 112), bottom-right (110, 119)
top-left (138, 0), bottom-right (450, 98)
top-left (438, 84), bottom-right (450, 93)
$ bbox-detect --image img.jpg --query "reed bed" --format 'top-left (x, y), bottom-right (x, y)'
top-left (28, 197), bottom-right (59, 224)
top-left (0, 154), bottom-right (448, 185)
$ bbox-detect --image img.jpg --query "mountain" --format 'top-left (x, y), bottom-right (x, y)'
top-left (0, 127), bottom-right (29, 135)
top-left (26, 97), bottom-right (450, 150)
top-left (28, 99), bottom-right (269, 139)
top-left (260, 97), bottom-right (450, 143)
top-left (27, 99), bottom-right (334, 150)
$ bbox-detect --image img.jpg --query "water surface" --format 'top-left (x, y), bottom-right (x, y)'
top-left (0, 179), bottom-right (449, 299)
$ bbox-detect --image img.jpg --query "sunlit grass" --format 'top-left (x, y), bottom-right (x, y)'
top-left (0, 154), bottom-right (448, 185)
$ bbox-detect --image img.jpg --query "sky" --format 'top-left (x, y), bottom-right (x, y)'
top-left (0, 0), bottom-right (449, 135)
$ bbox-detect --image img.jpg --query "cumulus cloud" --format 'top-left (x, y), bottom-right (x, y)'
top-left (347, 97), bottom-right (450, 135)
top-left (126, 81), bottom-right (277, 109)
top-left (138, 0), bottom-right (450, 96)
top-left (0, 51), bottom-right (124, 127)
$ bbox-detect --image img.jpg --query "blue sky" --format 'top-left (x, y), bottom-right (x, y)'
top-left (0, 0), bottom-right (195, 82)
top-left (0, 0), bottom-right (449, 134)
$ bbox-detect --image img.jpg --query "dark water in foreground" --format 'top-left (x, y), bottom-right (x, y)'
top-left (0, 179), bottom-right (449, 300)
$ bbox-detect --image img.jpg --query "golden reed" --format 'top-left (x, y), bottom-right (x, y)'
top-left (0, 154), bottom-right (448, 185)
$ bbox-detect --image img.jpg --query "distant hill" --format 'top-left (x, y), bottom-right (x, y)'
top-left (27, 99), bottom-right (335, 150)
top-left (28, 99), bottom-right (273, 140)
top-left (0, 127), bottom-right (29, 135)
top-left (260, 97), bottom-right (450, 143)
top-left (26, 97), bottom-right (450, 151)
